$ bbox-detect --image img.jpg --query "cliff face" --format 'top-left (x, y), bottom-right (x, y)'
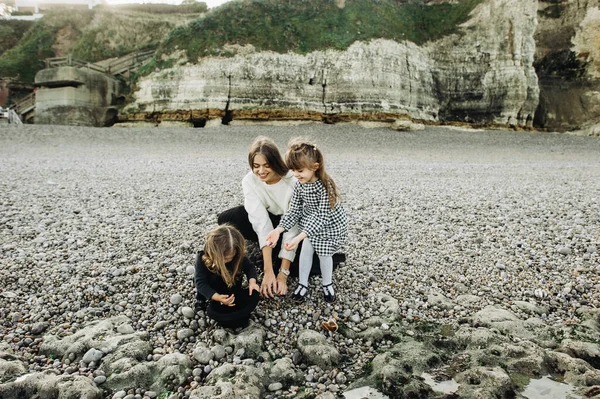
top-left (535, 0), bottom-right (600, 132)
top-left (431, 0), bottom-right (539, 127)
top-left (126, 0), bottom-right (539, 128)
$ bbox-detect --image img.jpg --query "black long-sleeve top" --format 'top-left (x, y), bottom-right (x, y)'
top-left (194, 251), bottom-right (257, 301)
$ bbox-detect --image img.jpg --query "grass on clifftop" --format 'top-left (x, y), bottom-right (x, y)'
top-left (0, 6), bottom-right (201, 84)
top-left (160, 0), bottom-right (484, 62)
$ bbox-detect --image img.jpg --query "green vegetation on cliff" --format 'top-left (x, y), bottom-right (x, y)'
top-left (0, 20), bottom-right (35, 57)
top-left (0, 6), bottom-right (201, 84)
top-left (0, 14), bottom-right (64, 82)
top-left (161, 0), bottom-right (484, 61)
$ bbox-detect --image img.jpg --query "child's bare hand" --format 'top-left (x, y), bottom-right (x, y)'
top-left (284, 232), bottom-right (306, 251)
top-left (284, 238), bottom-right (300, 251)
top-left (215, 294), bottom-right (235, 306)
top-left (249, 280), bottom-right (260, 296)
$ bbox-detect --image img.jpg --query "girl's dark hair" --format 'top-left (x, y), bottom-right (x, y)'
top-left (248, 136), bottom-right (288, 177)
top-left (202, 224), bottom-right (246, 287)
top-left (286, 138), bottom-right (339, 209)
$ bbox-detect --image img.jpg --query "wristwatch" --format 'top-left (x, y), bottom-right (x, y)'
top-left (279, 268), bottom-right (290, 276)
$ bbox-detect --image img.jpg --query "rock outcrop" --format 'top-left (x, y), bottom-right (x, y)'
top-left (534, 0), bottom-right (600, 132)
top-left (124, 0), bottom-right (539, 129)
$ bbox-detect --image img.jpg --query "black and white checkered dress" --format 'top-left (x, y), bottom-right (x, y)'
top-left (278, 179), bottom-right (347, 257)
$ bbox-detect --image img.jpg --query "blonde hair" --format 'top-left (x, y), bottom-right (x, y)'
top-left (286, 138), bottom-right (339, 209)
top-left (248, 136), bottom-right (289, 177)
top-left (202, 224), bottom-right (246, 287)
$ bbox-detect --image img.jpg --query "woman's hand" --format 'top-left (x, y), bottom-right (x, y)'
top-left (265, 228), bottom-right (283, 248)
top-left (212, 293), bottom-right (235, 306)
top-left (248, 279), bottom-right (260, 296)
top-left (260, 270), bottom-right (277, 298)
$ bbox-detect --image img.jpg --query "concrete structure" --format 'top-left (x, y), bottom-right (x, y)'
top-left (35, 66), bottom-right (121, 126)
top-left (15, 0), bottom-right (100, 13)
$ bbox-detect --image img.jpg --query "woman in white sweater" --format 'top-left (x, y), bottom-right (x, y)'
top-left (218, 136), bottom-right (300, 297)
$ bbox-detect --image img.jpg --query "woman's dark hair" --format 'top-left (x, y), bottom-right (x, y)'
top-left (248, 136), bottom-right (289, 177)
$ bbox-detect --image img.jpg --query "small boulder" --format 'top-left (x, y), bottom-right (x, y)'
top-left (297, 330), bottom-right (340, 369)
top-left (392, 119), bottom-right (425, 131)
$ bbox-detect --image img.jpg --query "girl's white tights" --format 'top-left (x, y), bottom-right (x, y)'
top-left (296, 238), bottom-right (334, 296)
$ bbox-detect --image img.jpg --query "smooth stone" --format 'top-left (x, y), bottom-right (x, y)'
top-left (558, 247), bottom-right (572, 255)
top-left (82, 348), bottom-right (103, 363)
top-left (181, 306), bottom-right (195, 319)
top-left (31, 322), bottom-right (49, 334)
top-left (211, 344), bottom-right (226, 360)
top-left (94, 375), bottom-right (107, 384)
top-left (170, 293), bottom-right (183, 305)
top-left (193, 347), bottom-right (214, 364)
top-left (268, 382), bottom-right (283, 391)
top-left (117, 323), bottom-right (135, 334)
top-left (154, 321), bottom-right (169, 330)
top-left (177, 328), bottom-right (194, 340)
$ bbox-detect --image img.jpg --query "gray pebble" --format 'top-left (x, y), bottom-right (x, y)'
top-left (170, 294), bottom-right (183, 305)
top-left (268, 382), bottom-right (283, 391)
top-left (94, 375), bottom-right (107, 384)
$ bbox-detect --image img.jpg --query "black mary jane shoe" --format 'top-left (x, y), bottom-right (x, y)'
top-left (292, 283), bottom-right (309, 303)
top-left (323, 283), bottom-right (336, 304)
top-left (332, 252), bottom-right (346, 267)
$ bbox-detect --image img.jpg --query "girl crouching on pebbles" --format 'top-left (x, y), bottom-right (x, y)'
top-left (266, 139), bottom-right (348, 303)
top-left (194, 224), bottom-right (260, 329)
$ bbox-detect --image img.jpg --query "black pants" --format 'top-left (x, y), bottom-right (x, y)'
top-left (217, 206), bottom-right (328, 277)
top-left (207, 289), bottom-right (260, 329)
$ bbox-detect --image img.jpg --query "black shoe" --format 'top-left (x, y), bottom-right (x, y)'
top-left (292, 283), bottom-right (309, 303)
top-left (323, 283), bottom-right (336, 303)
top-left (332, 253), bottom-right (346, 267)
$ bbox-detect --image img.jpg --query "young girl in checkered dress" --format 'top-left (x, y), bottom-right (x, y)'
top-left (266, 139), bottom-right (348, 303)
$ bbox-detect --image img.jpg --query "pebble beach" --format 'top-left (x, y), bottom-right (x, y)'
top-left (1, 123), bottom-right (599, 398)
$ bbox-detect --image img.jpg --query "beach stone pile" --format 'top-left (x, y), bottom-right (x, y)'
top-left (0, 124), bottom-right (599, 398)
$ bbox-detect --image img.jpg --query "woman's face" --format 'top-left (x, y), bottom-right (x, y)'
top-left (252, 154), bottom-right (281, 184)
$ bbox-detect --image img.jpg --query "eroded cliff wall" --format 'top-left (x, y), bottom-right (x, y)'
top-left (535, 0), bottom-right (600, 132)
top-left (125, 0), bottom-right (539, 128)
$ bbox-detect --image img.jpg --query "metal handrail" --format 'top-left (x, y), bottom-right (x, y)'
top-left (106, 50), bottom-right (154, 75)
top-left (45, 55), bottom-right (106, 73)
top-left (44, 50), bottom-right (154, 76)
top-left (10, 92), bottom-right (34, 114)
top-left (8, 109), bottom-right (23, 125)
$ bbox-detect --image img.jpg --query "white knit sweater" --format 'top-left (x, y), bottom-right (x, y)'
top-left (242, 170), bottom-right (299, 261)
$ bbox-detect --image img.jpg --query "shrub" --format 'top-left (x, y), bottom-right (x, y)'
top-left (159, 0), bottom-right (485, 62)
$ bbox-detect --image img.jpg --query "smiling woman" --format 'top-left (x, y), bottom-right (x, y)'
top-left (217, 136), bottom-right (301, 299)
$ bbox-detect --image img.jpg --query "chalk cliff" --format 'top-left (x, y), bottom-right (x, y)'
top-left (535, 0), bottom-right (600, 132)
top-left (124, 0), bottom-right (544, 129)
